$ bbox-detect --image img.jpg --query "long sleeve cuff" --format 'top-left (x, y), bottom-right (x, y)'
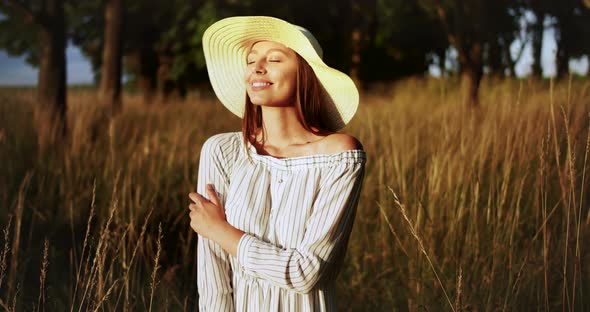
top-left (237, 233), bottom-right (256, 272)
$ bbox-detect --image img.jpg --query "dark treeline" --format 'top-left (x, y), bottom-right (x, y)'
top-left (0, 0), bottom-right (589, 143)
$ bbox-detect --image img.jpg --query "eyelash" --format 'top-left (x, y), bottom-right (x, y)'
top-left (247, 59), bottom-right (281, 65)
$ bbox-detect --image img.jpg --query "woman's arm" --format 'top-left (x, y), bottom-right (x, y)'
top-left (192, 135), bottom-right (236, 312)
top-left (235, 161), bottom-right (365, 293)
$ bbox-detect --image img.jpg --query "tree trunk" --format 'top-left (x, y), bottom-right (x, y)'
top-left (459, 42), bottom-right (483, 107)
top-left (488, 40), bottom-right (503, 79)
top-left (99, 0), bottom-right (124, 114)
top-left (462, 66), bottom-right (483, 107)
top-left (349, 0), bottom-right (362, 90)
top-left (126, 48), bottom-right (158, 104)
top-left (436, 48), bottom-right (446, 76)
top-left (36, 0), bottom-right (67, 147)
top-left (157, 52), bottom-right (176, 103)
top-left (555, 25), bottom-right (571, 79)
top-left (554, 4), bottom-right (578, 80)
top-left (532, 12), bottom-right (544, 78)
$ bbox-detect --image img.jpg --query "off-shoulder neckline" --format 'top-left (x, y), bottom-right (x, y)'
top-left (229, 132), bottom-right (366, 170)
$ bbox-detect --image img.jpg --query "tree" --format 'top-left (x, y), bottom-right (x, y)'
top-left (151, 0), bottom-right (219, 102)
top-left (366, 0), bottom-right (448, 81)
top-left (99, 0), bottom-right (123, 113)
top-left (551, 0), bottom-right (590, 78)
top-left (418, 0), bottom-right (514, 106)
top-left (524, 0), bottom-right (590, 78)
top-left (349, 0), bottom-right (376, 89)
top-left (69, 0), bottom-right (161, 103)
top-left (486, 3), bottom-right (521, 79)
top-left (529, 0), bottom-right (550, 78)
top-left (67, 1), bottom-right (104, 80)
top-left (1, 0), bottom-right (68, 144)
top-left (69, 0), bottom-right (221, 104)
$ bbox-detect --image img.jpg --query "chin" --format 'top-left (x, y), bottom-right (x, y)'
top-left (247, 94), bottom-right (294, 108)
top-left (250, 99), bottom-right (271, 106)
top-left (251, 99), bottom-right (283, 107)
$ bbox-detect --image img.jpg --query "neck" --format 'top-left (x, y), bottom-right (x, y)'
top-left (257, 106), bottom-right (313, 148)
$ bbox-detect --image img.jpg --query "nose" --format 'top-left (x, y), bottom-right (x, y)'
top-left (253, 59), bottom-right (266, 74)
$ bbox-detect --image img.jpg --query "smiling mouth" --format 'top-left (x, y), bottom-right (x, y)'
top-left (252, 82), bottom-right (272, 87)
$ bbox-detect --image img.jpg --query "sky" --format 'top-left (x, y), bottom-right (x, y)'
top-left (0, 18), bottom-right (588, 86)
top-left (0, 44), bottom-right (94, 86)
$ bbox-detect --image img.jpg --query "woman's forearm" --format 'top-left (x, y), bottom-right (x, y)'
top-left (212, 222), bottom-right (245, 257)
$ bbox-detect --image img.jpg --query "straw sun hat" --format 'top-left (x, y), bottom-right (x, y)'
top-left (202, 16), bottom-right (359, 130)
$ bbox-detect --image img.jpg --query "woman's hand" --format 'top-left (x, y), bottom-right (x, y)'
top-left (188, 184), bottom-right (227, 239)
top-left (188, 184), bottom-right (245, 257)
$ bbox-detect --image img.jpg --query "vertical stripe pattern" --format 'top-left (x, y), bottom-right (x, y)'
top-left (196, 132), bottom-right (366, 312)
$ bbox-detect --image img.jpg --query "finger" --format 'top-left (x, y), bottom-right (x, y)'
top-left (189, 192), bottom-right (201, 203)
top-left (189, 192), bottom-right (210, 205)
top-left (189, 203), bottom-right (197, 211)
top-left (206, 184), bottom-right (221, 207)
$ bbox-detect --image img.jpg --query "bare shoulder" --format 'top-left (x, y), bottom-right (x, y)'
top-left (320, 133), bottom-right (364, 154)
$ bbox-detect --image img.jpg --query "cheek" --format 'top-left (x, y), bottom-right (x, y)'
top-left (244, 71), bottom-right (252, 85)
top-left (277, 69), bottom-right (297, 91)
top-left (287, 71), bottom-right (298, 95)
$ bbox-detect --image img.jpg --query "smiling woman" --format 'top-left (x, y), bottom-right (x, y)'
top-left (188, 16), bottom-right (366, 312)
top-left (245, 42), bottom-right (298, 108)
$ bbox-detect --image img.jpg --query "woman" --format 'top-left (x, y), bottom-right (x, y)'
top-left (188, 16), bottom-right (366, 311)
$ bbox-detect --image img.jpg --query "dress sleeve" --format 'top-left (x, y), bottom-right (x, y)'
top-left (236, 159), bottom-right (366, 294)
top-left (196, 135), bottom-right (236, 312)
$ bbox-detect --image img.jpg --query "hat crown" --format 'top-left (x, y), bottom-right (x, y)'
top-left (294, 25), bottom-right (323, 59)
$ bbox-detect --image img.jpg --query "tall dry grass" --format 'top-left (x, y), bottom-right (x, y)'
top-left (0, 77), bottom-right (588, 311)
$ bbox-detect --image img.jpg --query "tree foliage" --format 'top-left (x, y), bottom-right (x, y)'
top-left (0, 2), bottom-right (42, 65)
top-left (416, 0), bottom-right (521, 105)
top-left (0, 0), bottom-right (588, 102)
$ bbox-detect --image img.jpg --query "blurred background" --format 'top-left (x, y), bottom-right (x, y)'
top-left (1, 1), bottom-right (589, 108)
top-left (0, 1), bottom-right (590, 311)
top-left (4, 0), bottom-right (588, 86)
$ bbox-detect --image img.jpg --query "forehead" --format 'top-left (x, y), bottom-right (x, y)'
top-left (247, 40), bottom-right (294, 55)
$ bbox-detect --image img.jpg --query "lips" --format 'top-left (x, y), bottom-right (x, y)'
top-left (250, 80), bottom-right (273, 91)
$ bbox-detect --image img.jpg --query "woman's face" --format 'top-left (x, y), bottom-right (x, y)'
top-left (245, 40), bottom-right (298, 108)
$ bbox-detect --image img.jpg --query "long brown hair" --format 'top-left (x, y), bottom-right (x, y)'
top-left (242, 53), bottom-right (330, 159)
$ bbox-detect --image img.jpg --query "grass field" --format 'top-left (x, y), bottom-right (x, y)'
top-left (0, 77), bottom-right (589, 311)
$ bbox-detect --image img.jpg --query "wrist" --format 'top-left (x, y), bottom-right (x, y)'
top-left (211, 220), bottom-right (231, 238)
top-left (213, 221), bottom-right (244, 257)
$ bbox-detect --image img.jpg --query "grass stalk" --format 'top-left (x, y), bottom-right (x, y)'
top-left (37, 239), bottom-right (49, 312)
top-left (149, 223), bottom-right (163, 312)
top-left (0, 215), bottom-right (13, 291)
top-left (8, 172), bottom-right (32, 298)
top-left (388, 187), bottom-right (456, 312)
top-left (575, 114), bottom-right (590, 308)
top-left (455, 266), bottom-right (462, 312)
top-left (71, 180), bottom-right (96, 312)
top-left (113, 206), bottom-right (154, 310)
top-left (560, 104), bottom-right (574, 312)
top-left (377, 202), bottom-right (409, 257)
top-left (77, 198), bottom-right (118, 312)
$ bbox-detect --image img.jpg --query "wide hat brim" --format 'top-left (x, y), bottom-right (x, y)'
top-left (202, 16), bottom-right (359, 131)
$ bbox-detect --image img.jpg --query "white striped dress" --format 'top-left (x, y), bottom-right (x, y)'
top-left (196, 132), bottom-right (366, 312)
